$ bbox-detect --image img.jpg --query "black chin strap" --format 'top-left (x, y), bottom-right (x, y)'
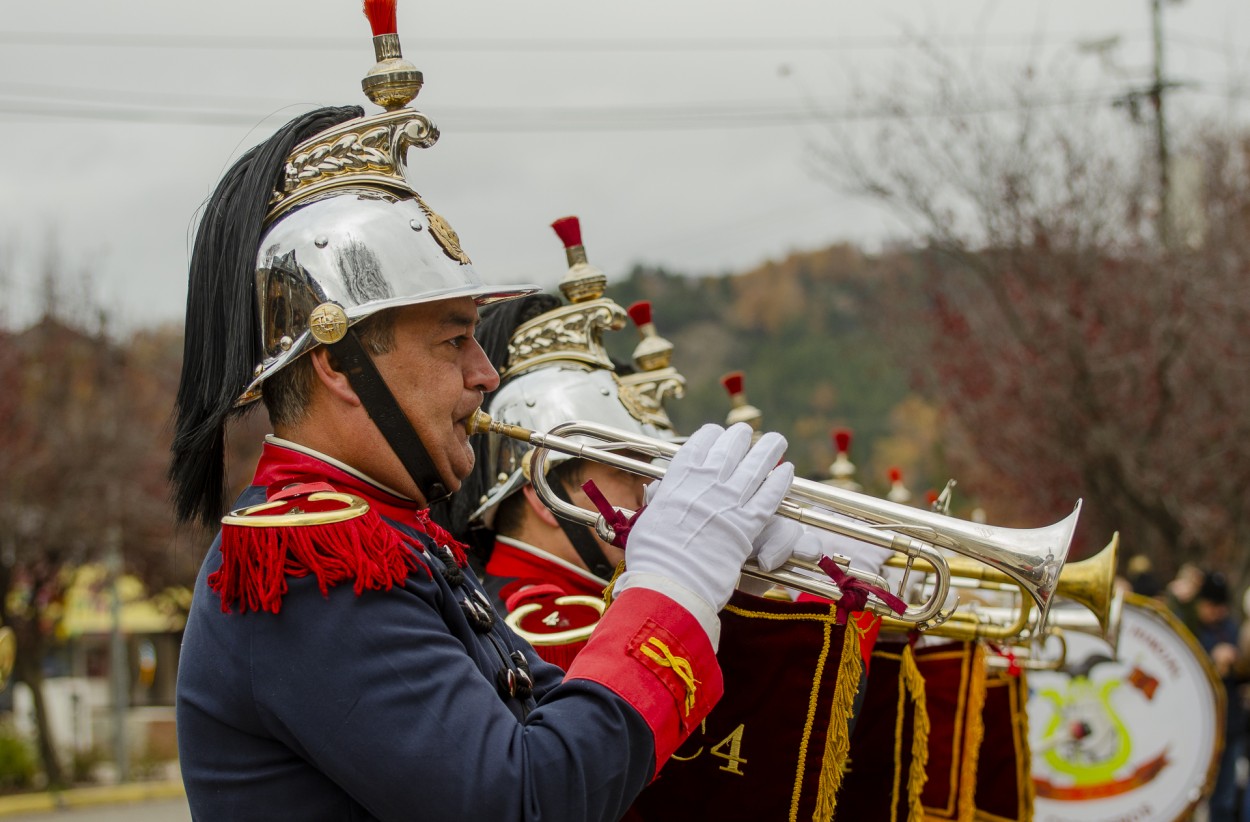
top-left (547, 476), bottom-right (614, 581)
top-left (329, 330), bottom-right (451, 505)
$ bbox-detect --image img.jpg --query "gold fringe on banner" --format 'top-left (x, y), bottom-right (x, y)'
top-left (601, 561), bottom-right (627, 607)
top-left (1014, 671), bottom-right (1034, 822)
top-left (813, 617), bottom-right (865, 820)
top-left (955, 643), bottom-right (988, 821)
top-left (788, 620), bottom-right (835, 822)
top-left (972, 670), bottom-right (1034, 822)
top-left (900, 645), bottom-right (931, 822)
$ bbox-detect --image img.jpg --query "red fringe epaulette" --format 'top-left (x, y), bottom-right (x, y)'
top-left (209, 483), bottom-right (432, 614)
top-left (412, 509), bottom-right (470, 568)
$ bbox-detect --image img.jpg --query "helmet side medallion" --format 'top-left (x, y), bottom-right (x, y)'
top-left (309, 303), bottom-right (350, 344)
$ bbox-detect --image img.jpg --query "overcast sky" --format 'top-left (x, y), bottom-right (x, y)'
top-left (1, 0), bottom-right (1246, 330)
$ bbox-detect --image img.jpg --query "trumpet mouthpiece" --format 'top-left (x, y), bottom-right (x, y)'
top-left (465, 408), bottom-right (494, 435)
top-left (465, 408), bottom-right (535, 444)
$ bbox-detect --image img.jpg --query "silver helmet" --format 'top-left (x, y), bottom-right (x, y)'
top-left (171, 3), bottom-right (536, 527)
top-left (237, 108), bottom-right (535, 405)
top-left (470, 217), bottom-right (685, 528)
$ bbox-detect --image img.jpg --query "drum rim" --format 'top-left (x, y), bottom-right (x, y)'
top-left (1031, 591), bottom-right (1225, 822)
top-left (1121, 591), bottom-right (1226, 822)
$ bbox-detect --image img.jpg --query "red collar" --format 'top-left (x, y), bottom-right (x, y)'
top-left (254, 440), bottom-right (427, 533)
top-left (484, 538), bottom-right (608, 599)
top-left (252, 440), bottom-right (468, 564)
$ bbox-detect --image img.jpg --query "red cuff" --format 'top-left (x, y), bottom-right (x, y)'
top-left (564, 587), bottom-right (723, 776)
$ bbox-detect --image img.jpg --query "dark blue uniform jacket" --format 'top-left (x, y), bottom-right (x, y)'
top-left (177, 484), bottom-right (657, 821)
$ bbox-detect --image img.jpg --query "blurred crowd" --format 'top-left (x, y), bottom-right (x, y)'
top-left (1125, 557), bottom-right (1249, 821)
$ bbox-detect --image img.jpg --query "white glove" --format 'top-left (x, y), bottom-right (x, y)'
top-left (741, 515), bottom-right (893, 597)
top-left (751, 516), bottom-right (891, 575)
top-left (614, 423), bottom-right (793, 636)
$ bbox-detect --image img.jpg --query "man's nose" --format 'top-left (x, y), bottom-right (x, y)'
top-left (466, 338), bottom-right (500, 393)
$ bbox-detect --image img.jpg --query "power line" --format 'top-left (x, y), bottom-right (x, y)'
top-left (1168, 31), bottom-right (1250, 55)
top-left (0, 30), bottom-right (1148, 54)
top-left (0, 81), bottom-right (297, 110)
top-left (0, 90), bottom-right (1131, 132)
top-left (0, 100), bottom-right (282, 126)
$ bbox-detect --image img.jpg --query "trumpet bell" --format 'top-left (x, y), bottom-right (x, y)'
top-left (1055, 532), bottom-right (1119, 635)
top-left (1047, 590), bottom-right (1124, 655)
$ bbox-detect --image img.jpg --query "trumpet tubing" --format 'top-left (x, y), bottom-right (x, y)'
top-left (467, 410), bottom-right (1083, 628)
top-left (880, 599), bottom-right (1034, 642)
top-left (986, 630), bottom-right (1069, 672)
top-left (928, 588), bottom-right (1123, 654)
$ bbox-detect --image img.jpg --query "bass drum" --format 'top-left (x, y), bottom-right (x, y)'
top-left (1027, 593), bottom-right (1224, 822)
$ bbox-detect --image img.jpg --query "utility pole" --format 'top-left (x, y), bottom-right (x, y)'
top-left (1150, 0), bottom-right (1171, 248)
top-left (107, 518), bottom-right (129, 784)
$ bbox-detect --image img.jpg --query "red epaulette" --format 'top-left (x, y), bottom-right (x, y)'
top-left (210, 482), bottom-right (428, 614)
top-left (504, 584), bottom-right (605, 669)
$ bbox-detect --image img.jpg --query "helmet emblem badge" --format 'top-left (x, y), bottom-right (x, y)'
top-left (417, 197), bottom-right (472, 265)
top-left (309, 303), bottom-right (350, 344)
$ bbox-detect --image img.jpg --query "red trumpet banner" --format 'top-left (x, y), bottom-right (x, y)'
top-left (630, 590), bottom-right (865, 821)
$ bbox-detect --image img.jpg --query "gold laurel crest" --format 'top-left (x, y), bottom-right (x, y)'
top-left (417, 197), bottom-right (471, 265)
top-left (615, 379), bottom-right (652, 426)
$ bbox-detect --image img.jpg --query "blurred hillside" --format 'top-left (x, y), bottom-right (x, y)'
top-left (604, 244), bottom-right (944, 500)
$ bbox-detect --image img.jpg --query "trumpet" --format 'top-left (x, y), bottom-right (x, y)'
top-left (962, 590), bottom-right (1124, 669)
top-left (880, 533), bottom-right (1119, 639)
top-left (466, 411), bottom-right (1083, 628)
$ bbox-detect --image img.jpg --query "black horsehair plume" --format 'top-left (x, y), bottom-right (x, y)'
top-left (431, 293), bottom-right (561, 546)
top-left (170, 106), bottom-right (363, 529)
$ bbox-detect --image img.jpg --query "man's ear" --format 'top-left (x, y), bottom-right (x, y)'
top-left (521, 483), bottom-right (561, 528)
top-left (308, 347), bottom-right (362, 407)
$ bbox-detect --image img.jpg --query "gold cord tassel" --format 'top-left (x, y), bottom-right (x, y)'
top-left (813, 617), bottom-right (866, 820)
top-left (640, 637), bottom-right (699, 716)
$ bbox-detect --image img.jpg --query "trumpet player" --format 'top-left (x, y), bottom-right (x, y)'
top-left (171, 7), bottom-right (818, 820)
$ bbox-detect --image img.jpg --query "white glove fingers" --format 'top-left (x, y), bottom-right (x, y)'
top-left (667, 424), bottom-right (723, 474)
top-left (791, 529), bottom-right (826, 562)
top-left (730, 430), bottom-right (788, 499)
top-left (707, 423), bottom-right (755, 483)
top-left (812, 527), bottom-right (893, 575)
top-left (752, 516), bottom-right (803, 572)
top-left (743, 461), bottom-right (794, 523)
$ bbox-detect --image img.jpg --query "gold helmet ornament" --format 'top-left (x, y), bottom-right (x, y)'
top-left (720, 371), bottom-right (763, 431)
top-left (618, 301), bottom-right (685, 431)
top-left (453, 217), bottom-right (686, 579)
top-left (170, 0), bottom-right (537, 528)
top-left (886, 466), bottom-right (913, 504)
top-left (823, 427), bottom-right (863, 492)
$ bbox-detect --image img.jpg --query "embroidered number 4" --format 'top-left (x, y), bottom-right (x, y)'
top-left (710, 724), bottom-right (747, 775)
top-left (541, 611), bottom-right (560, 627)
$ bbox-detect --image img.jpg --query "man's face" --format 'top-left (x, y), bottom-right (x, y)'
top-left (1197, 599), bottom-right (1228, 626)
top-left (369, 298), bottom-right (499, 495)
top-left (563, 461), bottom-right (651, 568)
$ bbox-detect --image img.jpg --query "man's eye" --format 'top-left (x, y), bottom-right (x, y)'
top-left (448, 335), bottom-right (468, 349)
